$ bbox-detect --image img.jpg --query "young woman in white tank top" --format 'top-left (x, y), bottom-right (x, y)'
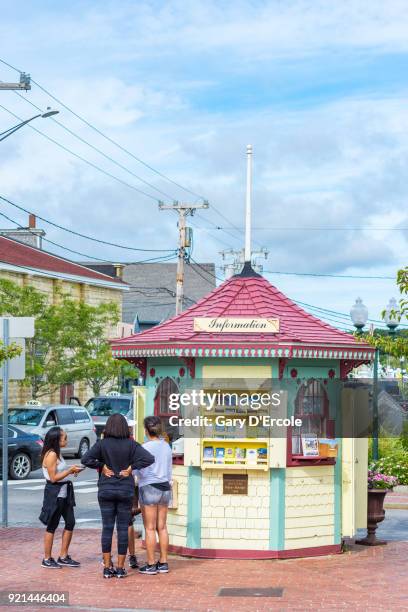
top-left (40, 427), bottom-right (83, 568)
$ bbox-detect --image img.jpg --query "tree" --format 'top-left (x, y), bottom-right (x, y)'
top-left (48, 295), bottom-right (137, 396)
top-left (0, 341), bottom-right (22, 365)
top-left (0, 278), bottom-right (134, 398)
top-left (0, 279), bottom-right (66, 397)
top-left (363, 266), bottom-right (408, 361)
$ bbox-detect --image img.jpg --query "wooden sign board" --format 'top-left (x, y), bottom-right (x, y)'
top-left (194, 317), bottom-right (279, 333)
top-left (223, 473), bottom-right (248, 495)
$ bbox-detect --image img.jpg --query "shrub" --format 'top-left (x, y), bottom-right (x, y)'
top-left (371, 449), bottom-right (408, 485)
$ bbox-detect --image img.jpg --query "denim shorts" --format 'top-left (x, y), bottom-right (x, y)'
top-left (139, 484), bottom-right (171, 507)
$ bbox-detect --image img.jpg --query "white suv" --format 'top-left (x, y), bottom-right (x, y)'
top-left (8, 401), bottom-right (97, 458)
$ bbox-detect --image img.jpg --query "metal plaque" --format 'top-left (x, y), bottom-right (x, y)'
top-left (222, 473), bottom-right (248, 495)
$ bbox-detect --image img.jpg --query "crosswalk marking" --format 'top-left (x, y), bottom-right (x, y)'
top-left (75, 487), bottom-right (98, 493)
top-left (9, 479), bottom-right (97, 490)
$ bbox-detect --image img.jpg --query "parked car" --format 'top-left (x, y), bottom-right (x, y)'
top-left (85, 392), bottom-right (133, 438)
top-left (8, 401), bottom-right (97, 458)
top-left (0, 425), bottom-right (43, 480)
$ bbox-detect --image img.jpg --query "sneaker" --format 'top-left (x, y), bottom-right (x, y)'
top-left (57, 555), bottom-right (80, 568)
top-left (103, 566), bottom-right (116, 579)
top-left (128, 555), bottom-right (138, 569)
top-left (41, 557), bottom-right (60, 569)
top-left (156, 561), bottom-right (169, 573)
top-left (138, 563), bottom-right (158, 575)
top-left (115, 567), bottom-right (128, 579)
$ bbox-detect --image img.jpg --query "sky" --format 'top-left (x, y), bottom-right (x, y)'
top-left (0, 0), bottom-right (407, 329)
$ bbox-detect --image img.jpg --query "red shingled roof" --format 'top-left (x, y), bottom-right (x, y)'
top-left (112, 266), bottom-right (373, 354)
top-left (0, 236), bottom-right (126, 286)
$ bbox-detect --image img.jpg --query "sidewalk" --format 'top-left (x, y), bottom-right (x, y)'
top-left (384, 486), bottom-right (408, 510)
top-left (0, 528), bottom-right (408, 611)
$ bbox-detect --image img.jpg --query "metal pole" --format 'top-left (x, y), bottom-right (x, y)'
top-left (2, 318), bottom-right (10, 527)
top-left (175, 208), bottom-right (186, 316)
top-left (372, 347), bottom-right (379, 461)
top-left (244, 144), bottom-right (253, 262)
top-left (159, 201), bottom-right (209, 316)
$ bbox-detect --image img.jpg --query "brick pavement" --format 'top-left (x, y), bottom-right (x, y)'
top-left (0, 528), bottom-right (407, 611)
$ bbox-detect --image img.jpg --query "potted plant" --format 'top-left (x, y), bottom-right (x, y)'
top-left (356, 469), bottom-right (398, 546)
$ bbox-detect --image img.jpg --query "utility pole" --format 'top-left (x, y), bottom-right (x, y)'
top-left (0, 72), bottom-right (31, 90)
top-left (159, 201), bottom-right (209, 315)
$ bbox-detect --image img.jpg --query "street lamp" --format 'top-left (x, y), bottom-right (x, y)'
top-left (384, 297), bottom-right (400, 333)
top-left (350, 297), bottom-right (369, 331)
top-left (0, 108), bottom-right (59, 142)
top-left (350, 297), bottom-right (400, 461)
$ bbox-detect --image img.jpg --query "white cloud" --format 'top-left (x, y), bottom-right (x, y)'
top-left (0, 0), bottom-right (407, 321)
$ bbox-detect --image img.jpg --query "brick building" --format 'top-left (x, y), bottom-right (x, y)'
top-left (0, 233), bottom-right (127, 407)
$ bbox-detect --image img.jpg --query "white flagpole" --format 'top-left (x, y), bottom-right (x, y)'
top-left (244, 144), bottom-right (253, 262)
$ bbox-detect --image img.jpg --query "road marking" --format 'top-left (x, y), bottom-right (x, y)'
top-left (76, 518), bottom-right (101, 523)
top-left (7, 479), bottom-right (45, 485)
top-left (75, 487), bottom-right (98, 493)
top-left (8, 479), bottom-right (97, 488)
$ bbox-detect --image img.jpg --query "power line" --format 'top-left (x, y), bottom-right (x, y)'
top-left (0, 194), bottom-right (175, 252)
top-left (188, 257), bottom-right (225, 283)
top-left (0, 60), bottom-right (249, 248)
top-left (11, 90), bottom-right (177, 201)
top-left (263, 270), bottom-right (395, 280)
top-left (188, 257), bottom-right (405, 329)
top-left (0, 57), bottom-right (206, 201)
top-left (200, 226), bottom-right (408, 232)
top-left (0, 103), bottom-right (161, 202)
top-left (11, 91), bottom-right (244, 249)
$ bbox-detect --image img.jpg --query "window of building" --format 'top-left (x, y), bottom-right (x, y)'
top-left (154, 377), bottom-right (180, 443)
top-left (287, 379), bottom-right (334, 466)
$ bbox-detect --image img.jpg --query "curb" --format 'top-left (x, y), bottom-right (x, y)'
top-left (385, 502), bottom-right (408, 510)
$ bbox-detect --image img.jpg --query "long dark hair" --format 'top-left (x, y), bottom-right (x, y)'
top-left (144, 415), bottom-right (163, 437)
top-left (41, 426), bottom-right (63, 461)
top-left (104, 413), bottom-right (130, 439)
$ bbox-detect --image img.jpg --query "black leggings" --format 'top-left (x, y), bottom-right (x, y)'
top-left (46, 497), bottom-right (75, 534)
top-left (98, 489), bottom-right (133, 555)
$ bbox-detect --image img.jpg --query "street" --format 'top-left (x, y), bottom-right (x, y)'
top-left (3, 458), bottom-right (142, 529)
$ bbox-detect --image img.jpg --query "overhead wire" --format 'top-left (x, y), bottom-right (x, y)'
top-left (0, 57), bottom-right (206, 202)
top-left (0, 194), bottom-right (175, 252)
top-left (10, 90), bottom-right (177, 201)
top-left (263, 270), bottom-right (395, 281)
top-left (0, 103), bottom-right (162, 202)
top-left (0, 209), bottom-right (178, 264)
top-left (0, 58), bottom-right (255, 250)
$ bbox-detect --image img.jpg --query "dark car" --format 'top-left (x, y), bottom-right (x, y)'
top-left (0, 425), bottom-right (43, 480)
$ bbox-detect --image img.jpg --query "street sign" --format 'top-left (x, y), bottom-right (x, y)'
top-left (0, 317), bottom-right (35, 338)
top-left (0, 339), bottom-right (26, 380)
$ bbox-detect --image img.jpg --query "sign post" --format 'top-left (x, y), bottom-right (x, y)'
top-left (1, 317), bottom-right (35, 528)
top-left (2, 318), bottom-right (10, 528)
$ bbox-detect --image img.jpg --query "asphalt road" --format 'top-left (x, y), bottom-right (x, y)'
top-left (1, 461), bottom-right (406, 541)
top-left (1, 458), bottom-right (142, 529)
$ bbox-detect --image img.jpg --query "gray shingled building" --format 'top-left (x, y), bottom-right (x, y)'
top-left (83, 262), bottom-right (216, 330)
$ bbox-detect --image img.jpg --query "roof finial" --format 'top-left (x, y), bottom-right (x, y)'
top-left (244, 144), bottom-right (253, 263)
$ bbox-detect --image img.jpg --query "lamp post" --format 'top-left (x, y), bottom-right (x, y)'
top-left (0, 109), bottom-right (59, 142)
top-left (350, 297), bottom-right (400, 460)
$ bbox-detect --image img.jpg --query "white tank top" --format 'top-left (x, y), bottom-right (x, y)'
top-left (43, 455), bottom-right (69, 498)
